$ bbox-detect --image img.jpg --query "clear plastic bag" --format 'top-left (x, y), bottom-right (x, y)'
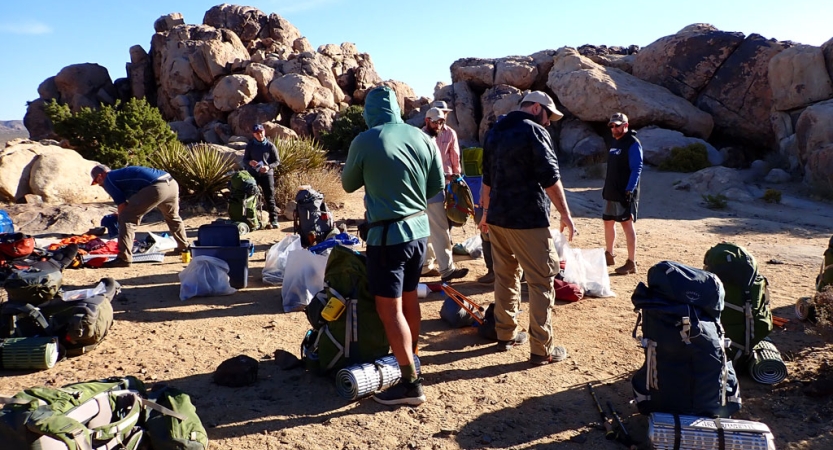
top-left (62, 281), bottom-right (107, 301)
top-left (281, 249), bottom-right (328, 312)
top-left (552, 230), bottom-right (615, 298)
top-left (461, 234), bottom-right (483, 259)
top-left (178, 255), bottom-right (237, 300)
top-left (262, 235), bottom-right (302, 285)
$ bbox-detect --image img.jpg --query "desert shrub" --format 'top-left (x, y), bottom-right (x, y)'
top-left (275, 166), bottom-right (347, 209)
top-left (319, 105), bottom-right (367, 153)
top-left (44, 98), bottom-right (178, 168)
top-left (149, 142), bottom-right (236, 202)
top-left (273, 137), bottom-right (328, 180)
top-left (658, 143), bottom-right (711, 173)
top-left (762, 189), bottom-right (782, 204)
top-left (813, 286), bottom-right (833, 327)
top-left (702, 193), bottom-right (728, 209)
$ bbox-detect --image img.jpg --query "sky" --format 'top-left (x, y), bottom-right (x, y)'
top-left (1, 0), bottom-right (831, 121)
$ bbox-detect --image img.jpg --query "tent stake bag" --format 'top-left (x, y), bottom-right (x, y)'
top-left (631, 261), bottom-right (741, 418)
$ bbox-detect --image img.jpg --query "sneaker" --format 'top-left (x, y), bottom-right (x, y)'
top-left (421, 268), bottom-right (441, 278)
top-left (102, 258), bottom-right (131, 268)
top-left (372, 378), bottom-right (426, 406)
top-left (530, 346), bottom-right (568, 365)
top-left (270, 221), bottom-right (279, 228)
top-left (441, 268), bottom-right (469, 283)
top-left (496, 331), bottom-right (529, 351)
top-left (477, 271), bottom-right (495, 284)
top-left (605, 251), bottom-right (615, 266)
top-left (615, 259), bottom-right (637, 275)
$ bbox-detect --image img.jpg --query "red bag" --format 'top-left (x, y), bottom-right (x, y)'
top-left (0, 232), bottom-right (35, 259)
top-left (554, 278), bottom-right (584, 302)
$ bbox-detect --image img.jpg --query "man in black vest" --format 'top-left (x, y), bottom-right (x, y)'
top-left (603, 112), bottom-right (643, 275)
top-left (243, 124), bottom-right (281, 229)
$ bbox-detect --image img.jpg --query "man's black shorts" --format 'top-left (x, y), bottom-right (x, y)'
top-left (366, 238), bottom-right (427, 298)
top-left (602, 200), bottom-right (638, 222)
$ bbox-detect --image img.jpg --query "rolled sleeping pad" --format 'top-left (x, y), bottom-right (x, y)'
top-left (0, 336), bottom-right (60, 370)
top-left (335, 354), bottom-right (421, 400)
top-left (795, 297), bottom-right (816, 322)
top-left (748, 338), bottom-right (788, 385)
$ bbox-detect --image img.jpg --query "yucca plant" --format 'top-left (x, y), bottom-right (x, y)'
top-left (149, 142), bottom-right (189, 182)
top-left (149, 142), bottom-right (235, 202)
top-left (273, 137), bottom-right (328, 180)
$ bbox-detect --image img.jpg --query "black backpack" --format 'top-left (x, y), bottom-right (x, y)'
top-left (631, 261), bottom-right (741, 418)
top-left (294, 188), bottom-right (334, 248)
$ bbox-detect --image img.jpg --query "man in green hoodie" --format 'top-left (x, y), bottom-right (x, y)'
top-left (343, 86), bottom-right (445, 406)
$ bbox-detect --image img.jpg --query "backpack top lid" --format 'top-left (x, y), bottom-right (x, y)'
top-left (0, 232), bottom-right (35, 259)
top-left (640, 260), bottom-right (725, 320)
top-left (703, 242), bottom-right (757, 287)
top-left (296, 188), bottom-right (324, 204)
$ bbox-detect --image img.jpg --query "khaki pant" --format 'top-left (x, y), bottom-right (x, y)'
top-left (489, 225), bottom-right (559, 356)
top-left (422, 200), bottom-right (456, 277)
top-left (118, 179), bottom-right (189, 262)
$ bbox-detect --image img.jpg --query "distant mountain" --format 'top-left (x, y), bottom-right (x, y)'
top-left (0, 120), bottom-right (26, 133)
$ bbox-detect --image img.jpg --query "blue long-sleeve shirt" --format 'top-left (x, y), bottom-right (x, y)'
top-left (102, 166), bottom-right (170, 205)
top-left (626, 142), bottom-right (643, 192)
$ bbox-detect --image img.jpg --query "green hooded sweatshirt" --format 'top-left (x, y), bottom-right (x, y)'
top-left (342, 86), bottom-right (444, 246)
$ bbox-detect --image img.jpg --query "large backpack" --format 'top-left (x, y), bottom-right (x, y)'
top-left (301, 245), bottom-right (389, 373)
top-left (0, 376), bottom-right (208, 450)
top-left (445, 177), bottom-right (476, 227)
top-left (228, 170), bottom-right (261, 232)
top-left (1, 277), bottom-right (117, 357)
top-left (631, 261), bottom-right (741, 418)
top-left (294, 188), bottom-right (334, 248)
top-left (703, 242), bottom-right (773, 361)
top-left (818, 235), bottom-right (833, 292)
top-left (2, 260), bottom-right (64, 305)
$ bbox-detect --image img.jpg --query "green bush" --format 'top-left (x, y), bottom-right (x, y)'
top-left (762, 189), bottom-right (782, 204)
top-left (702, 193), bottom-right (728, 209)
top-left (149, 142), bottom-right (236, 202)
top-left (658, 143), bottom-right (711, 173)
top-left (44, 98), bottom-right (178, 168)
top-left (319, 105), bottom-right (367, 153)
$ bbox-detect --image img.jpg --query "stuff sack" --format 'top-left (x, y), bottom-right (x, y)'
top-left (3, 260), bottom-right (63, 305)
top-left (631, 261), bottom-right (741, 418)
top-left (0, 376), bottom-right (147, 450)
top-left (178, 256), bottom-right (237, 301)
top-left (294, 188), bottom-right (334, 248)
top-left (301, 246), bottom-right (390, 373)
top-left (704, 242), bottom-right (773, 361)
top-left (228, 170), bottom-right (261, 232)
top-left (0, 232), bottom-right (35, 260)
top-left (0, 209), bottom-right (14, 234)
top-left (445, 177), bottom-right (475, 227)
top-left (144, 386), bottom-right (209, 450)
top-left (818, 235), bottom-right (833, 292)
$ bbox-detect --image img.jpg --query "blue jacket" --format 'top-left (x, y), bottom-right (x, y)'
top-left (103, 166), bottom-right (170, 205)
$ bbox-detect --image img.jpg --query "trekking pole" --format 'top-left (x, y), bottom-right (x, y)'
top-left (440, 284), bottom-right (485, 324)
top-left (607, 401), bottom-right (637, 449)
top-left (587, 383), bottom-right (615, 441)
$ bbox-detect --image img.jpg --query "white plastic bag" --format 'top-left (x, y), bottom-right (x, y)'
top-left (62, 281), bottom-right (107, 301)
top-left (145, 231), bottom-right (178, 253)
top-left (461, 234), bottom-right (483, 259)
top-left (281, 249), bottom-right (328, 312)
top-left (178, 255), bottom-right (237, 301)
top-left (552, 230), bottom-right (615, 298)
top-left (262, 235), bottom-right (302, 285)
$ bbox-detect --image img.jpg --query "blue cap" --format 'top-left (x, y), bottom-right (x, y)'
top-left (252, 123), bottom-right (265, 132)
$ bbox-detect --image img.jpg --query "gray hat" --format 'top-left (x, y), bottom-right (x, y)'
top-left (425, 107), bottom-right (446, 121)
top-left (431, 100), bottom-right (453, 112)
top-left (608, 112), bottom-right (629, 125)
top-left (90, 164), bottom-right (110, 185)
top-left (521, 91), bottom-right (563, 121)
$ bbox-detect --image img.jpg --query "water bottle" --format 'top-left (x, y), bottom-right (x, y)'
top-left (181, 248), bottom-right (191, 264)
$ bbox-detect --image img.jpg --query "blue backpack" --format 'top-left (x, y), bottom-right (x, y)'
top-left (631, 261), bottom-right (741, 418)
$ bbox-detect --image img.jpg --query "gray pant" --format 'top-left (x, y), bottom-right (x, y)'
top-left (118, 179), bottom-right (189, 262)
top-left (422, 200), bottom-right (456, 277)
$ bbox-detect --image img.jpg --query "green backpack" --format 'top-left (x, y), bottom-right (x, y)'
top-left (301, 245), bottom-right (390, 373)
top-left (0, 377), bottom-right (208, 450)
top-left (445, 177), bottom-right (476, 227)
top-left (704, 242), bottom-right (773, 361)
top-left (817, 235), bottom-right (833, 292)
top-left (228, 171), bottom-right (261, 232)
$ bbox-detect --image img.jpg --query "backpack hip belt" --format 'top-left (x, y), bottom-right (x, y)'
top-left (365, 211), bottom-right (426, 246)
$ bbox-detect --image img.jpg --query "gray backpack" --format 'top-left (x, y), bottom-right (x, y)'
top-left (293, 188), bottom-right (334, 248)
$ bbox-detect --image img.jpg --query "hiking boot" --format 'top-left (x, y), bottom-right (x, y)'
top-left (605, 251), bottom-right (615, 266)
top-left (477, 270), bottom-right (495, 284)
top-left (615, 259), bottom-right (637, 275)
top-left (421, 268), bottom-right (440, 278)
top-left (530, 346), bottom-right (569, 365)
top-left (496, 331), bottom-right (529, 351)
top-left (270, 221), bottom-right (279, 229)
top-left (102, 258), bottom-right (131, 268)
top-left (372, 378), bottom-right (426, 406)
top-left (441, 268), bottom-right (469, 283)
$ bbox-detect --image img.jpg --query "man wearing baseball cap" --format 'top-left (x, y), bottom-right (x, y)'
top-left (90, 164), bottom-right (189, 267)
top-left (243, 123), bottom-right (281, 229)
top-left (603, 112), bottom-right (643, 275)
top-left (479, 90), bottom-right (574, 366)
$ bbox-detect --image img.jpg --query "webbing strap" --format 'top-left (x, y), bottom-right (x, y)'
top-left (716, 418), bottom-right (726, 450)
top-left (673, 414), bottom-right (681, 450)
top-left (140, 398), bottom-right (188, 421)
top-left (323, 327), bottom-right (344, 370)
top-left (645, 340), bottom-right (658, 392)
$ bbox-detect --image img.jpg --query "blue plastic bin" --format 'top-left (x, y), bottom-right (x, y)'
top-left (190, 240), bottom-right (251, 289)
top-left (0, 210), bottom-right (14, 234)
top-left (464, 176), bottom-right (482, 206)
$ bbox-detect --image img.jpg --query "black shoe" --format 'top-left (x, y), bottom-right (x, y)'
top-left (420, 268), bottom-right (440, 278)
top-left (496, 331), bottom-right (529, 351)
top-left (372, 378), bottom-right (426, 406)
top-left (102, 258), bottom-right (131, 268)
top-left (530, 346), bottom-right (568, 365)
top-left (477, 271), bottom-right (495, 284)
top-left (441, 268), bottom-right (469, 283)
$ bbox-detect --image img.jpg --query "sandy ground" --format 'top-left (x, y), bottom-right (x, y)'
top-left (2, 166), bottom-right (832, 450)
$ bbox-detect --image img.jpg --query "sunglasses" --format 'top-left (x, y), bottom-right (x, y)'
top-left (608, 123), bottom-right (624, 129)
top-left (430, 119), bottom-right (445, 124)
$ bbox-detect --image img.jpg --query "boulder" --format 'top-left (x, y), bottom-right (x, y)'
top-left (23, 99), bottom-right (56, 141)
top-left (558, 119), bottom-right (607, 165)
top-left (127, 45), bottom-right (155, 101)
top-left (269, 73), bottom-right (325, 113)
top-left (450, 58), bottom-right (496, 89)
top-left (28, 149), bottom-right (110, 204)
top-left (293, 37), bottom-right (314, 53)
top-left (529, 50), bottom-right (557, 90)
top-left (227, 102), bottom-right (282, 137)
top-left (290, 110), bottom-right (316, 138)
top-left (695, 34), bottom-right (786, 149)
top-left (268, 13), bottom-right (302, 47)
top-left (245, 62), bottom-right (277, 101)
top-left (38, 76), bottom-right (60, 101)
top-left (54, 63), bottom-right (116, 112)
top-left (0, 142), bottom-right (62, 201)
top-left (588, 54), bottom-right (636, 74)
top-left (749, 160), bottom-right (771, 180)
top-left (379, 80), bottom-right (416, 114)
top-left (203, 4), bottom-right (267, 43)
top-left (823, 37), bottom-right (833, 85)
top-left (769, 111), bottom-right (793, 143)
top-left (778, 135), bottom-right (800, 171)
top-left (804, 144), bottom-right (833, 194)
top-left (451, 81), bottom-right (479, 145)
top-left (264, 123), bottom-right (298, 141)
top-left (281, 52), bottom-right (347, 104)
top-left (768, 44), bottom-right (833, 111)
top-left (154, 13), bottom-right (184, 33)
top-left (169, 120), bottom-right (200, 143)
top-left (795, 99), bottom-right (833, 165)
top-left (212, 74), bottom-right (258, 111)
top-left (311, 108), bottom-right (337, 142)
top-left (478, 84), bottom-right (523, 143)
top-left (764, 168), bottom-right (792, 183)
top-left (494, 56), bottom-right (538, 91)
top-left (681, 166), bottom-right (753, 200)
top-left (632, 26), bottom-right (744, 102)
top-left (193, 98), bottom-right (226, 128)
top-left (4, 204), bottom-right (116, 236)
top-left (636, 127), bottom-right (721, 166)
top-left (547, 48), bottom-right (714, 139)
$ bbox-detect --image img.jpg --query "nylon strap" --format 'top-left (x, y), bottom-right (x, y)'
top-left (673, 414), bottom-right (681, 450)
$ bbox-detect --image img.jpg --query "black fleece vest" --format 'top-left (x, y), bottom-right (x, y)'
top-left (603, 131), bottom-right (638, 202)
